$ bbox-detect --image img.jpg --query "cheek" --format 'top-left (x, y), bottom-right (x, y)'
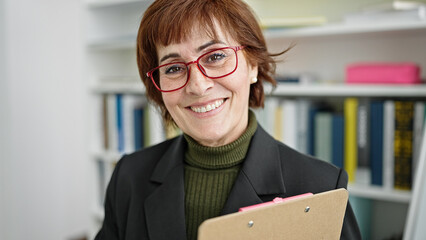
top-left (162, 92), bottom-right (183, 116)
top-left (162, 93), bottom-right (176, 112)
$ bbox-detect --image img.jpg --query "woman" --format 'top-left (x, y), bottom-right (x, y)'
top-left (95, 0), bottom-right (361, 239)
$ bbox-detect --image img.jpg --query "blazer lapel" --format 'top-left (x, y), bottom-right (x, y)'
top-left (144, 136), bottom-right (188, 240)
top-left (221, 125), bottom-right (287, 214)
top-left (143, 124), bottom-right (287, 238)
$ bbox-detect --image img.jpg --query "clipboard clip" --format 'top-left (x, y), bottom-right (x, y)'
top-left (238, 193), bottom-right (313, 212)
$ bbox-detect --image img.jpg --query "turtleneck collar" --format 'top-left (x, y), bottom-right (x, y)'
top-left (183, 110), bottom-right (257, 170)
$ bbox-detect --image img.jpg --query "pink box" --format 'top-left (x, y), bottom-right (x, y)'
top-left (346, 62), bottom-right (421, 84)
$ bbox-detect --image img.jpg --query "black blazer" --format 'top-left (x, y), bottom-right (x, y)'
top-left (95, 125), bottom-right (361, 240)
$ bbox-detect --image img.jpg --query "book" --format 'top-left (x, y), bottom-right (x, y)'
top-left (370, 101), bottom-right (384, 186)
top-left (344, 98), bottom-right (358, 183)
top-left (356, 99), bottom-right (371, 185)
top-left (296, 99), bottom-right (310, 154)
top-left (116, 94), bottom-right (124, 153)
top-left (314, 111), bottom-right (333, 163)
top-left (273, 101), bottom-right (283, 141)
top-left (412, 101), bottom-right (426, 181)
top-left (122, 95), bottom-right (145, 153)
top-left (281, 99), bottom-right (298, 149)
top-left (307, 103), bottom-right (331, 156)
top-left (383, 100), bottom-right (395, 190)
top-left (107, 94), bottom-right (118, 152)
top-left (265, 97), bottom-right (280, 137)
top-left (133, 107), bottom-right (144, 150)
top-left (332, 114), bottom-right (344, 169)
top-left (308, 106), bottom-right (319, 156)
top-left (394, 101), bottom-right (415, 190)
top-left (96, 159), bottom-right (107, 206)
top-left (145, 103), bottom-right (166, 146)
top-left (345, 62), bottom-right (421, 84)
top-left (102, 94), bottom-right (109, 150)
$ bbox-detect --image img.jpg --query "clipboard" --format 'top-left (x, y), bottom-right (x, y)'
top-left (198, 188), bottom-right (348, 240)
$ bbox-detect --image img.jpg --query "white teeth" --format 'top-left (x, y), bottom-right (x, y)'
top-left (190, 99), bottom-right (224, 113)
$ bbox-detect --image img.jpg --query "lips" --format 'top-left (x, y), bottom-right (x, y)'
top-left (190, 99), bottom-right (225, 113)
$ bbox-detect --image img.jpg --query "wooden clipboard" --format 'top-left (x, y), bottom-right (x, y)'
top-left (198, 188), bottom-right (348, 240)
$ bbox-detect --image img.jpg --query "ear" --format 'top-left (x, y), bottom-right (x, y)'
top-left (248, 64), bottom-right (259, 85)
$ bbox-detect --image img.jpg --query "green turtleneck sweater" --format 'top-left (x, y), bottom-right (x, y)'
top-left (183, 111), bottom-right (257, 240)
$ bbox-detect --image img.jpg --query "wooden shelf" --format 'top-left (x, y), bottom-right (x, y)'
top-left (269, 83), bottom-right (426, 98)
top-left (349, 184), bottom-right (412, 203)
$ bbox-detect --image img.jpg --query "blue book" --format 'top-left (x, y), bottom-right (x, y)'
top-left (332, 114), bottom-right (344, 169)
top-left (370, 101), bottom-right (384, 186)
top-left (308, 107), bottom-right (320, 156)
top-left (133, 108), bottom-right (144, 150)
top-left (116, 94), bottom-right (124, 153)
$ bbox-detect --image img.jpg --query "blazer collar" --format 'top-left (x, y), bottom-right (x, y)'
top-left (144, 124), bottom-right (286, 239)
top-left (221, 125), bottom-right (286, 214)
top-left (144, 136), bottom-right (187, 240)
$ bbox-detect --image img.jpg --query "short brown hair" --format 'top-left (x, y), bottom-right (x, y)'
top-left (137, 0), bottom-right (286, 125)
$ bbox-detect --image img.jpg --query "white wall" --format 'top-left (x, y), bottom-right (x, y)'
top-left (1, 1), bottom-right (90, 239)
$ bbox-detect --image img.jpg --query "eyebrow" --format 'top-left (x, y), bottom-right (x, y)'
top-left (159, 40), bottom-right (225, 63)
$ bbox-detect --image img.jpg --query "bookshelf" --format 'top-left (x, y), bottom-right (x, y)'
top-left (85, 1), bottom-right (426, 239)
top-left (85, 1), bottom-right (155, 239)
top-left (263, 19), bottom-right (426, 240)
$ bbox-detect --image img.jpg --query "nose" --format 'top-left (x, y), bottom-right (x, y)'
top-left (185, 64), bottom-right (214, 96)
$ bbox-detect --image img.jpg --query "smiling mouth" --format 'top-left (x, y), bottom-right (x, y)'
top-left (190, 99), bottom-right (225, 113)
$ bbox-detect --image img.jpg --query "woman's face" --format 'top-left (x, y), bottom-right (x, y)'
top-left (157, 23), bottom-right (258, 147)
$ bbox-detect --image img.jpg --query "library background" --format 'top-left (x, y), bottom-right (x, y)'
top-left (1, 0), bottom-right (426, 240)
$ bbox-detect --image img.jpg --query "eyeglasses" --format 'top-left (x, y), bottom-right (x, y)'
top-left (146, 46), bottom-right (245, 92)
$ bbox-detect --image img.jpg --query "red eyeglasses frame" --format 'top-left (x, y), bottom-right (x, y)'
top-left (146, 46), bottom-right (246, 92)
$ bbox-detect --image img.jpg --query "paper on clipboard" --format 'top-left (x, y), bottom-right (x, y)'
top-left (198, 188), bottom-right (348, 240)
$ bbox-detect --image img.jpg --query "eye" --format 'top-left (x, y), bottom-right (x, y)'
top-left (164, 64), bottom-right (185, 74)
top-left (206, 52), bottom-right (226, 63)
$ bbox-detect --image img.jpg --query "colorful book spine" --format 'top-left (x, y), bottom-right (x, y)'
top-left (273, 102), bottom-right (283, 141)
top-left (116, 94), bottom-right (124, 153)
top-left (296, 99), bottom-right (310, 154)
top-left (356, 99), bottom-right (371, 185)
top-left (383, 100), bottom-right (395, 190)
top-left (145, 103), bottom-right (166, 146)
top-left (314, 111), bottom-right (333, 163)
top-left (102, 94), bottom-right (109, 150)
top-left (107, 94), bottom-right (118, 152)
top-left (308, 106), bottom-right (319, 156)
top-left (370, 101), bottom-right (384, 186)
top-left (281, 100), bottom-right (298, 149)
top-left (344, 98), bottom-right (358, 183)
top-left (133, 107), bottom-right (144, 150)
top-left (332, 114), bottom-right (344, 169)
top-left (393, 101), bottom-right (414, 190)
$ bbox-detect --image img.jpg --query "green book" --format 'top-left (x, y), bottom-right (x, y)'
top-left (314, 112), bottom-right (333, 163)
